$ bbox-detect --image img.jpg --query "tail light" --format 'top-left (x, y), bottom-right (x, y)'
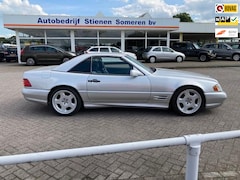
top-left (21, 49), bottom-right (24, 56)
top-left (23, 79), bottom-right (32, 87)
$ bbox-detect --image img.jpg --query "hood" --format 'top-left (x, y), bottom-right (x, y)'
top-left (154, 68), bottom-right (217, 82)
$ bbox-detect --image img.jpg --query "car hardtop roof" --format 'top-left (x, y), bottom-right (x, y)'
top-left (90, 46), bottom-right (120, 48)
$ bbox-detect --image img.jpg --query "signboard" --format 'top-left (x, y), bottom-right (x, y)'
top-left (215, 3), bottom-right (238, 13)
top-left (215, 16), bottom-right (238, 26)
top-left (3, 15), bottom-right (179, 30)
top-left (215, 28), bottom-right (238, 37)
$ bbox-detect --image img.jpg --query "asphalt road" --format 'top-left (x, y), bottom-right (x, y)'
top-left (0, 60), bottom-right (240, 180)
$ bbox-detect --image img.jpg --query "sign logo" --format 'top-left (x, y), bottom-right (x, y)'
top-left (215, 28), bottom-right (238, 37)
top-left (215, 16), bottom-right (238, 26)
top-left (215, 3), bottom-right (238, 13)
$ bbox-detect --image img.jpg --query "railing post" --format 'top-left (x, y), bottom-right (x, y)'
top-left (184, 134), bottom-right (203, 180)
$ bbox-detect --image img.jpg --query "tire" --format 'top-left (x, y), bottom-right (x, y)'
top-left (199, 54), bottom-right (208, 62)
top-left (171, 86), bottom-right (204, 116)
top-left (176, 56), bottom-right (183, 62)
top-left (26, 58), bottom-right (36, 66)
top-left (232, 54), bottom-right (240, 61)
top-left (149, 56), bottom-right (156, 63)
top-left (49, 87), bottom-right (82, 115)
top-left (62, 57), bottom-right (70, 63)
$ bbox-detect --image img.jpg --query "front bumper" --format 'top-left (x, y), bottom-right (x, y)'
top-left (205, 91), bottom-right (227, 109)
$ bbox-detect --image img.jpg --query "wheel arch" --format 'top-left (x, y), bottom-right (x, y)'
top-left (169, 85), bottom-right (206, 108)
top-left (48, 85), bottom-right (83, 106)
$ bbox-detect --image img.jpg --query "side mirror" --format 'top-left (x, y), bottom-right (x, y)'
top-left (130, 69), bottom-right (143, 77)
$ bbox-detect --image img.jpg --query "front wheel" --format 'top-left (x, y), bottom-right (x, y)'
top-left (199, 54), bottom-right (208, 62)
top-left (171, 87), bottom-right (204, 115)
top-left (62, 57), bottom-right (70, 63)
top-left (232, 54), bottom-right (240, 61)
top-left (176, 56), bottom-right (183, 62)
top-left (49, 87), bottom-right (82, 115)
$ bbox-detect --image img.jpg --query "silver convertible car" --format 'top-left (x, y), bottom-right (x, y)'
top-left (22, 53), bottom-right (227, 116)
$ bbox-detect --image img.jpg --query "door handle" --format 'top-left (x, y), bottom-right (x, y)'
top-left (88, 79), bottom-right (100, 83)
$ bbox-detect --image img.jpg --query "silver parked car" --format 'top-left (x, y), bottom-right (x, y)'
top-left (142, 46), bottom-right (186, 63)
top-left (22, 53), bottom-right (226, 116)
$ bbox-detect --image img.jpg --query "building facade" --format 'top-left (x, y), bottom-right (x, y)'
top-left (3, 14), bottom-right (240, 63)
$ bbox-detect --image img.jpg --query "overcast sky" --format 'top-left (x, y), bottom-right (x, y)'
top-left (0, 0), bottom-right (239, 37)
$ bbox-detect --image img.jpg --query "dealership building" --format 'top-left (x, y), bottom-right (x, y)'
top-left (3, 14), bottom-right (240, 62)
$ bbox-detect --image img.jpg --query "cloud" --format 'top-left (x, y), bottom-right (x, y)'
top-left (111, 0), bottom-right (239, 22)
top-left (0, 0), bottom-right (47, 15)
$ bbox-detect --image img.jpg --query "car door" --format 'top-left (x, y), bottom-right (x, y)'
top-left (218, 44), bottom-right (232, 58)
top-left (151, 47), bottom-right (163, 60)
top-left (161, 47), bottom-right (175, 60)
top-left (44, 46), bottom-right (63, 62)
top-left (87, 56), bottom-right (151, 104)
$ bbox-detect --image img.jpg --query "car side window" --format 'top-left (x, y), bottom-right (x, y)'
top-left (100, 48), bottom-right (109, 52)
top-left (162, 47), bottom-right (171, 52)
top-left (46, 47), bottom-right (57, 53)
top-left (69, 58), bottom-right (91, 73)
top-left (31, 46), bottom-right (45, 52)
top-left (110, 47), bottom-right (120, 53)
top-left (100, 56), bottom-right (133, 75)
top-left (89, 48), bottom-right (98, 52)
top-left (152, 47), bottom-right (161, 52)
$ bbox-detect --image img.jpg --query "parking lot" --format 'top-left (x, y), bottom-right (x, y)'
top-left (0, 61), bottom-right (240, 180)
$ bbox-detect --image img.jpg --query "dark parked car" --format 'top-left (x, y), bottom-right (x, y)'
top-left (0, 44), bottom-right (18, 62)
top-left (21, 45), bottom-right (76, 65)
top-left (171, 42), bottom-right (216, 61)
top-left (202, 43), bottom-right (240, 61)
top-left (228, 43), bottom-right (240, 50)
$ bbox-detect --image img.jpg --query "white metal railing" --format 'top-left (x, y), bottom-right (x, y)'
top-left (0, 130), bottom-right (239, 180)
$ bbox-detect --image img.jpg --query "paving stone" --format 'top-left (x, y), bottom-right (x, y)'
top-left (0, 62), bottom-right (240, 179)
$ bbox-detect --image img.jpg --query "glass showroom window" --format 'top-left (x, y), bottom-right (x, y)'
top-left (47, 39), bottom-right (71, 51)
top-left (98, 30), bottom-right (121, 47)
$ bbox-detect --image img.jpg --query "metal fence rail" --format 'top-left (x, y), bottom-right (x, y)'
top-left (0, 130), bottom-right (240, 180)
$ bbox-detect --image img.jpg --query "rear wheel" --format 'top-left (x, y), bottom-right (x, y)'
top-left (171, 86), bottom-right (204, 115)
top-left (49, 87), bottom-right (82, 115)
top-left (26, 58), bottom-right (36, 66)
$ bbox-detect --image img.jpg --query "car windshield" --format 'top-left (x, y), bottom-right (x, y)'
top-left (192, 43), bottom-right (200, 49)
top-left (125, 55), bottom-right (155, 73)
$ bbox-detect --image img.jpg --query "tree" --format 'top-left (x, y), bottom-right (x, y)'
top-left (173, 12), bottom-right (193, 22)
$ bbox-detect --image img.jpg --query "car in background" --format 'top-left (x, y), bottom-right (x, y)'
top-left (228, 43), bottom-right (240, 50)
top-left (21, 45), bottom-right (76, 65)
top-left (202, 43), bottom-right (240, 61)
top-left (0, 44), bottom-right (18, 62)
top-left (142, 46), bottom-right (185, 63)
top-left (22, 53), bottom-right (226, 116)
top-left (171, 42), bottom-right (216, 61)
top-left (85, 46), bottom-right (137, 59)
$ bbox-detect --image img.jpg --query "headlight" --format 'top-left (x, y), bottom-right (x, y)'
top-left (213, 84), bottom-right (222, 92)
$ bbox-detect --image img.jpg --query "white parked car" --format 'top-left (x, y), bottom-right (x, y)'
top-left (85, 46), bottom-right (137, 59)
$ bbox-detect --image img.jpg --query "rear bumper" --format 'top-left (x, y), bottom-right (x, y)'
top-left (22, 88), bottom-right (49, 104)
